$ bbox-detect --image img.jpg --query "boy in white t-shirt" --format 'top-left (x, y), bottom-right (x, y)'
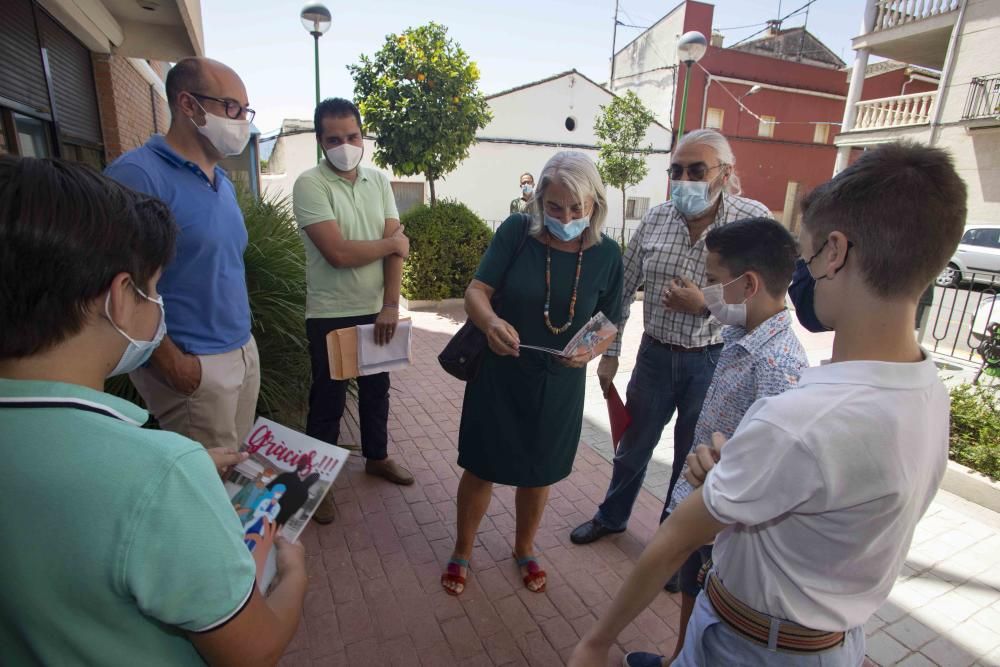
top-left (568, 142), bottom-right (967, 667)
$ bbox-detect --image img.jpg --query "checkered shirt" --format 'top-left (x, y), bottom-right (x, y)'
top-left (607, 193), bottom-right (771, 355)
top-left (666, 310), bottom-right (809, 513)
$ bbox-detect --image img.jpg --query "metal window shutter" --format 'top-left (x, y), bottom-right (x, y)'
top-left (38, 11), bottom-right (102, 146)
top-left (0, 0), bottom-right (50, 115)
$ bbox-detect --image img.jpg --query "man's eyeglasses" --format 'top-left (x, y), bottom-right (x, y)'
top-left (669, 162), bottom-right (723, 181)
top-left (189, 92), bottom-right (255, 123)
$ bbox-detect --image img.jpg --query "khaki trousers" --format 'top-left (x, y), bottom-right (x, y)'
top-left (131, 336), bottom-right (261, 450)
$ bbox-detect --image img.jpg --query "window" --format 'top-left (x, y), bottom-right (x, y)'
top-left (963, 228), bottom-right (1000, 248)
top-left (626, 196), bottom-right (650, 220)
top-left (705, 108), bottom-right (724, 130)
top-left (758, 115), bottom-right (775, 138)
top-left (13, 112), bottom-right (51, 157)
top-left (391, 181), bottom-right (424, 216)
top-left (813, 123), bottom-right (830, 144)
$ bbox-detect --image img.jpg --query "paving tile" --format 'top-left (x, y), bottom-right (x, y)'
top-left (886, 616), bottom-right (939, 650)
top-left (867, 631), bottom-right (911, 666)
top-left (922, 635), bottom-right (978, 667)
top-left (951, 618), bottom-right (1000, 658)
top-left (897, 653), bottom-right (939, 667)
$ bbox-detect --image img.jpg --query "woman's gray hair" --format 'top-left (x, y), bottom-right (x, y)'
top-left (528, 151), bottom-right (608, 242)
top-left (675, 129), bottom-right (742, 195)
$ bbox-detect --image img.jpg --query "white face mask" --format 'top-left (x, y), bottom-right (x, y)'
top-left (191, 102), bottom-right (251, 157)
top-left (326, 143), bottom-right (364, 172)
top-left (703, 273), bottom-right (749, 327)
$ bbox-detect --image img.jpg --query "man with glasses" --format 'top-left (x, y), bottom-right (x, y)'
top-left (570, 130), bottom-right (769, 583)
top-left (106, 57), bottom-right (261, 452)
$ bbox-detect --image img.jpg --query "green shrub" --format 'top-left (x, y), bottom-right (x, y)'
top-left (949, 383), bottom-right (1000, 480)
top-left (105, 189), bottom-right (311, 430)
top-left (401, 200), bottom-right (492, 300)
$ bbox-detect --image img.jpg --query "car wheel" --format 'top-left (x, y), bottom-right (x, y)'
top-left (936, 263), bottom-right (961, 288)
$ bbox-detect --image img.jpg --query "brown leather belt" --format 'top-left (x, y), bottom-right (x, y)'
top-left (645, 335), bottom-right (722, 354)
top-left (705, 574), bottom-right (845, 654)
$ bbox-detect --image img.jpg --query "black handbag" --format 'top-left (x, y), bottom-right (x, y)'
top-left (438, 215), bottom-right (531, 382)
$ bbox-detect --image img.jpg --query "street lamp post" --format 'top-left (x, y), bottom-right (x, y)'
top-left (676, 31), bottom-right (707, 140)
top-left (300, 3), bottom-right (331, 162)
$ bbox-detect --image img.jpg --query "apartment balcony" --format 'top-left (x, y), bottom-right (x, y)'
top-left (835, 91), bottom-right (936, 146)
top-left (963, 73), bottom-right (1000, 124)
top-left (852, 0), bottom-right (960, 70)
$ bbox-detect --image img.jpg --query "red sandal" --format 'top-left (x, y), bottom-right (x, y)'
top-left (441, 557), bottom-right (469, 596)
top-left (515, 554), bottom-right (546, 593)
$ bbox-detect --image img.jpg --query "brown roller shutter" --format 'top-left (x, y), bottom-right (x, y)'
top-left (37, 10), bottom-right (102, 146)
top-left (0, 0), bottom-right (50, 114)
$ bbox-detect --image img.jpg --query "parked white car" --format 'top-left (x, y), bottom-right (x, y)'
top-left (936, 224), bottom-right (1000, 287)
top-left (972, 295), bottom-right (999, 342)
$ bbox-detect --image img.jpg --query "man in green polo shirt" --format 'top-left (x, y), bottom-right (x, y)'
top-left (293, 98), bottom-right (414, 524)
top-left (0, 156), bottom-right (307, 665)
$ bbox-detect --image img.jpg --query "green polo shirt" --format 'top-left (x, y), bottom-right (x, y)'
top-left (292, 163), bottom-right (399, 319)
top-left (0, 379), bottom-right (256, 666)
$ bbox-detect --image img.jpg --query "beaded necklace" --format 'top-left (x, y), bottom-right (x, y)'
top-left (544, 234), bottom-right (585, 335)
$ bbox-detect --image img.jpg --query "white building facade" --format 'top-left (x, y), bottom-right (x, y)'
top-left (834, 0), bottom-right (1000, 227)
top-left (262, 70), bottom-right (672, 237)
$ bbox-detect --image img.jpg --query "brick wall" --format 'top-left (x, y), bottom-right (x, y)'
top-left (93, 54), bottom-right (170, 162)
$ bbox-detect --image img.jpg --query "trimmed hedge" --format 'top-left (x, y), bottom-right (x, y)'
top-left (401, 200), bottom-right (492, 300)
top-left (950, 383), bottom-right (1000, 480)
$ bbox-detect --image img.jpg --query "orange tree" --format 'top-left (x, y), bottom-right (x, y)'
top-left (349, 23), bottom-right (491, 205)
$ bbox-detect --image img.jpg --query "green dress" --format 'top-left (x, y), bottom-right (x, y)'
top-left (457, 215), bottom-right (624, 487)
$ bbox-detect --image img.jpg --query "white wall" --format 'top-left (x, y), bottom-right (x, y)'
top-left (933, 0), bottom-right (1000, 226)
top-left (262, 73), bottom-right (672, 235)
top-left (610, 5), bottom-right (688, 127)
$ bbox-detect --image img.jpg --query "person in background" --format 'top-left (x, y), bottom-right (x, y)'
top-left (292, 98), bottom-right (413, 525)
top-left (0, 156), bottom-right (306, 666)
top-left (441, 152), bottom-right (623, 597)
top-left (569, 130), bottom-right (769, 593)
top-left (105, 57), bottom-right (260, 452)
top-left (622, 217), bottom-right (808, 666)
top-left (569, 142), bottom-right (967, 667)
top-left (510, 172), bottom-right (535, 214)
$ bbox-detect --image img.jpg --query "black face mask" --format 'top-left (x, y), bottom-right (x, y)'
top-left (788, 240), bottom-right (852, 333)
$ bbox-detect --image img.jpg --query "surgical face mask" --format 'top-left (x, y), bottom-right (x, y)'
top-left (671, 177), bottom-right (721, 219)
top-left (544, 213), bottom-right (589, 242)
top-left (191, 101), bottom-right (250, 157)
top-left (521, 183), bottom-right (534, 196)
top-left (703, 274), bottom-right (749, 327)
top-left (326, 143), bottom-right (364, 172)
top-left (105, 282), bottom-right (167, 377)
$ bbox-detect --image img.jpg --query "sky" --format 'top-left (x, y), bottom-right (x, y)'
top-left (202, 0), bottom-right (869, 135)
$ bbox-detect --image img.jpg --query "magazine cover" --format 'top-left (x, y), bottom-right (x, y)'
top-left (519, 312), bottom-right (618, 361)
top-left (223, 417), bottom-right (349, 592)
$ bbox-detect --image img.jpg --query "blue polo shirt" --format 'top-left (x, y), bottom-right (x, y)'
top-left (105, 135), bottom-right (251, 355)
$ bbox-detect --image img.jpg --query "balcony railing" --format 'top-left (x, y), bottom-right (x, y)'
top-left (962, 73), bottom-right (1000, 121)
top-left (873, 0), bottom-right (959, 32)
top-left (852, 91), bottom-right (937, 131)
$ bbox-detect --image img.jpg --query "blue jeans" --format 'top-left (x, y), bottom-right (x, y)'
top-left (674, 587), bottom-right (865, 666)
top-left (594, 335), bottom-right (721, 531)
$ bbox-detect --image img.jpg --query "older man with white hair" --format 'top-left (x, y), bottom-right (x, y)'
top-left (570, 130), bottom-right (770, 564)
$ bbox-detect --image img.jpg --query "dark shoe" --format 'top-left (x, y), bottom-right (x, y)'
top-left (365, 458), bottom-right (414, 485)
top-left (623, 651), bottom-right (667, 667)
top-left (312, 490), bottom-right (336, 525)
top-left (570, 519), bottom-right (625, 545)
top-left (663, 571), bottom-right (680, 593)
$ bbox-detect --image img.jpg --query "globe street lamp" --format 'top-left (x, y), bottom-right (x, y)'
top-left (301, 3), bottom-right (331, 161)
top-left (676, 30), bottom-right (707, 140)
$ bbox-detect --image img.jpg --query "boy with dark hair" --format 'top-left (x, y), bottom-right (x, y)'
top-left (633, 217), bottom-right (808, 666)
top-left (569, 141), bottom-right (967, 667)
top-left (0, 157), bottom-right (307, 665)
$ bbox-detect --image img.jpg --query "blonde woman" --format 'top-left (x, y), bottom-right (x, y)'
top-left (441, 152), bottom-right (624, 596)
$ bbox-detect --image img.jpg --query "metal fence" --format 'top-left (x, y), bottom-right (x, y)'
top-left (962, 73), bottom-right (1000, 121)
top-left (925, 272), bottom-right (1000, 373)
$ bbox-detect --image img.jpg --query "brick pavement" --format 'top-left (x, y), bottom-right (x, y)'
top-left (282, 303), bottom-right (1000, 666)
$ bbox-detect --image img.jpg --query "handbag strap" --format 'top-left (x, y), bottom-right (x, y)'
top-left (493, 214), bottom-right (531, 300)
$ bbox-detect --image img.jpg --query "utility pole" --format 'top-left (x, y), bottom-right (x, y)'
top-left (609, 0), bottom-right (620, 91)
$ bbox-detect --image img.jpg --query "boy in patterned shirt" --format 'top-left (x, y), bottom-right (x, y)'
top-left (659, 217), bottom-right (809, 665)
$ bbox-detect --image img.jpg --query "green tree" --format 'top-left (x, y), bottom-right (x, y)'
top-left (349, 23), bottom-right (492, 205)
top-left (594, 91), bottom-right (657, 247)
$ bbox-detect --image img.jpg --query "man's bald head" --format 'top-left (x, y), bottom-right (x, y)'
top-left (165, 57), bottom-right (247, 115)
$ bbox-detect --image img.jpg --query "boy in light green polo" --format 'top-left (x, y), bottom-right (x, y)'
top-left (0, 156), bottom-right (307, 665)
top-left (293, 97), bottom-right (414, 524)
